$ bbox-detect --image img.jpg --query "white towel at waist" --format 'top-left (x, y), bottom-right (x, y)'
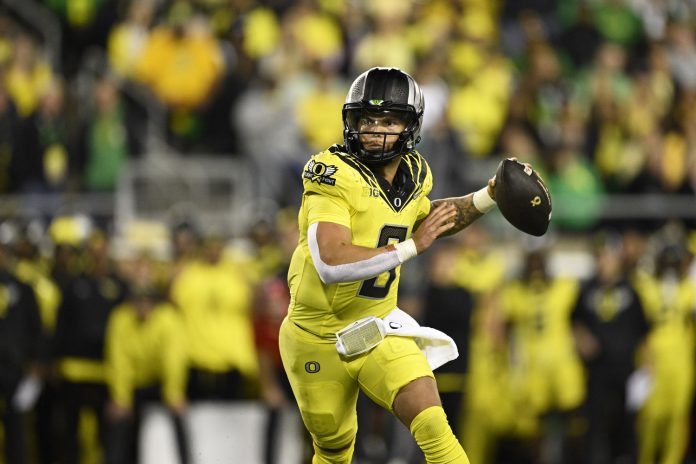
top-left (383, 308), bottom-right (458, 371)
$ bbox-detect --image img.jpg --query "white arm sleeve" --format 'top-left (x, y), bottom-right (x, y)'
top-left (308, 222), bottom-right (401, 284)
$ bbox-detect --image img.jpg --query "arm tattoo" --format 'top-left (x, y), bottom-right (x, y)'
top-left (431, 194), bottom-right (484, 237)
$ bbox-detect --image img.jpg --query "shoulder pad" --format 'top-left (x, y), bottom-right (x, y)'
top-left (328, 144), bottom-right (348, 154)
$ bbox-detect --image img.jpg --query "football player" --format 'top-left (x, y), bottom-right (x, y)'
top-left (279, 67), bottom-right (499, 463)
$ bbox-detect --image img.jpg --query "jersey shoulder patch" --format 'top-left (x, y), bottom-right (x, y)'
top-left (302, 147), bottom-right (364, 205)
top-left (303, 156), bottom-right (339, 186)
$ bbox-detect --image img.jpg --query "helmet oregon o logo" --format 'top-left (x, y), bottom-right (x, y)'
top-left (305, 361), bottom-right (321, 373)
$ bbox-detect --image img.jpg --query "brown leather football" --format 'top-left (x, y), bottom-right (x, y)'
top-left (495, 158), bottom-right (552, 236)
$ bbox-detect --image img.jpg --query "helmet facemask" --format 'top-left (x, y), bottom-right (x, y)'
top-left (343, 106), bottom-right (418, 165)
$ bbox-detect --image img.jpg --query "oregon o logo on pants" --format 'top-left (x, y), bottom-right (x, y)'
top-left (305, 361), bottom-right (321, 373)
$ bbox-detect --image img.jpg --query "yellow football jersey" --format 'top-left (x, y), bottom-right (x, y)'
top-left (288, 145), bottom-right (432, 339)
top-left (633, 272), bottom-right (695, 464)
top-left (500, 277), bottom-right (584, 413)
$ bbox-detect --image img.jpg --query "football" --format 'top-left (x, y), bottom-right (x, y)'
top-left (494, 158), bottom-right (552, 236)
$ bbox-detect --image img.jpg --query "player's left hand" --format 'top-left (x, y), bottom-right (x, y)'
top-left (412, 202), bottom-right (458, 253)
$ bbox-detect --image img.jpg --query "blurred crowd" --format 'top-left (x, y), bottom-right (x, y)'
top-left (0, 211), bottom-right (305, 464)
top-left (420, 221), bottom-right (696, 464)
top-left (1, 0), bottom-right (696, 463)
top-left (0, 0), bottom-right (695, 228)
top-left (0, 211), bottom-right (695, 464)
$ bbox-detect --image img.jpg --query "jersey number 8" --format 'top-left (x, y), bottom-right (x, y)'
top-left (357, 225), bottom-right (408, 299)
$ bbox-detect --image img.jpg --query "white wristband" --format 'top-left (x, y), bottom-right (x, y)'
top-left (394, 238), bottom-right (418, 263)
top-left (472, 186), bottom-right (496, 213)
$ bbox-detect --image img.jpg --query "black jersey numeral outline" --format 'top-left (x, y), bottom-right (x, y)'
top-left (357, 225), bottom-right (408, 299)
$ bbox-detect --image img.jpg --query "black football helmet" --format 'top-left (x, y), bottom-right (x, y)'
top-left (342, 67), bottom-right (424, 165)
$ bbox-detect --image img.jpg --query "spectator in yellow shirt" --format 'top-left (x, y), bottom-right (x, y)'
top-left (4, 34), bottom-right (53, 119)
top-left (106, 1), bottom-right (154, 79)
top-left (134, 9), bottom-right (224, 111)
top-left (170, 234), bottom-right (259, 401)
top-left (105, 285), bottom-right (189, 464)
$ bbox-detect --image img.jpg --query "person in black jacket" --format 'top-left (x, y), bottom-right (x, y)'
top-left (0, 224), bottom-right (43, 464)
top-left (571, 232), bottom-right (650, 464)
top-left (53, 228), bottom-right (127, 463)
